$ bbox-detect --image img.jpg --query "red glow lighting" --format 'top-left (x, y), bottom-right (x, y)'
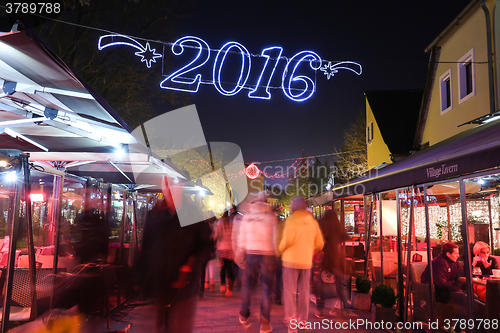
top-left (245, 163), bottom-right (260, 179)
top-left (30, 194), bottom-right (44, 202)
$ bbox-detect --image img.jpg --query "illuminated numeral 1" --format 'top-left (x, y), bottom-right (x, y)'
top-left (248, 47), bottom-right (283, 100)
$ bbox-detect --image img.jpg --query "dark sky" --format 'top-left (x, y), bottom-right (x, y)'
top-left (1, 0), bottom-right (474, 185)
top-left (170, 0), bottom-right (472, 179)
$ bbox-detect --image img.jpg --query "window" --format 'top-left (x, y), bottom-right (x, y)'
top-left (366, 122), bottom-right (373, 144)
top-left (458, 49), bottom-right (475, 104)
top-left (440, 69), bottom-right (453, 114)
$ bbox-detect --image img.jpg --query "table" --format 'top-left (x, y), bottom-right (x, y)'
top-left (458, 276), bottom-right (500, 286)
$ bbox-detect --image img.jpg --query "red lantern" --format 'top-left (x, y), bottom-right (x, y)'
top-left (245, 163), bottom-right (260, 179)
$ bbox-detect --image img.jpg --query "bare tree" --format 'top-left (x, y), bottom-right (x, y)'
top-left (33, 0), bottom-right (193, 129)
top-left (334, 111), bottom-right (367, 184)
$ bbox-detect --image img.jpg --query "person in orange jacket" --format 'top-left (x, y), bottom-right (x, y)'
top-left (279, 197), bottom-right (324, 332)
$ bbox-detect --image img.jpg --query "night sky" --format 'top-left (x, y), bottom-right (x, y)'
top-left (0, 0), bottom-right (475, 186)
top-left (171, 0), bottom-right (472, 183)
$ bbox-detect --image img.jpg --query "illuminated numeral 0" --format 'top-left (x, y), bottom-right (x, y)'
top-left (213, 42), bottom-right (251, 96)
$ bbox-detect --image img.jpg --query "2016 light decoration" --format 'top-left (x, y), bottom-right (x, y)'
top-left (98, 34), bottom-right (362, 102)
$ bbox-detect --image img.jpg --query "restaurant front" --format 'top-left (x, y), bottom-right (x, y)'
top-left (313, 117), bottom-right (500, 330)
top-left (0, 28), bottom-right (198, 331)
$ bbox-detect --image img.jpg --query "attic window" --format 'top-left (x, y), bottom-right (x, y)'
top-left (458, 49), bottom-right (475, 104)
top-left (366, 122), bottom-right (373, 144)
top-left (440, 69), bottom-right (453, 115)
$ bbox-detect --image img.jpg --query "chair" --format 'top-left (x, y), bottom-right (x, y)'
top-left (409, 262), bottom-right (431, 322)
top-left (37, 255), bottom-right (54, 269)
top-left (0, 268), bottom-right (60, 321)
top-left (0, 250), bottom-right (21, 268)
top-left (18, 255), bottom-right (29, 268)
top-left (39, 246), bottom-right (55, 256)
top-left (409, 262), bottom-right (459, 325)
top-left (412, 253), bottom-right (423, 262)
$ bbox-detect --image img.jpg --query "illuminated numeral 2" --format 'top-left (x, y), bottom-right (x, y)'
top-left (160, 36), bottom-right (210, 92)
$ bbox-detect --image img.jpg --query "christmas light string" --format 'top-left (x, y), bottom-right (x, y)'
top-left (0, 6), bottom-right (487, 66)
top-left (7, 8), bottom-right (357, 69)
top-left (3, 7), bottom-right (362, 102)
top-left (400, 197), bottom-right (500, 242)
top-left (188, 148), bottom-right (365, 180)
top-left (252, 150), bottom-right (363, 164)
top-left (189, 155), bottom-right (316, 180)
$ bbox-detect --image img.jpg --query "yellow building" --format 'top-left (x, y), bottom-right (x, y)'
top-left (367, 1), bottom-right (500, 167)
top-left (415, 0), bottom-right (497, 149)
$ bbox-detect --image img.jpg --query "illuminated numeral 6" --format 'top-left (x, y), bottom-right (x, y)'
top-left (213, 42), bottom-right (251, 96)
top-left (282, 51), bottom-right (322, 102)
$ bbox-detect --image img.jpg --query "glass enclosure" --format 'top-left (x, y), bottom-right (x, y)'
top-left (0, 151), bottom-right (160, 328)
top-left (313, 169), bottom-right (500, 327)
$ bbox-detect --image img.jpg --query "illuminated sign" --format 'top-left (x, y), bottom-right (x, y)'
top-left (98, 34), bottom-right (362, 102)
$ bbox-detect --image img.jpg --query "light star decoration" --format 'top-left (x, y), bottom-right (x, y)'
top-left (134, 42), bottom-right (162, 68)
top-left (319, 61), bottom-right (339, 80)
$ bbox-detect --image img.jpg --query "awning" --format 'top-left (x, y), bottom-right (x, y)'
top-left (330, 117), bottom-right (500, 199)
top-left (0, 28), bottom-right (190, 187)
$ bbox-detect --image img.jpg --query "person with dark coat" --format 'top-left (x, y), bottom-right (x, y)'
top-left (137, 177), bottom-right (214, 333)
top-left (314, 209), bottom-right (350, 318)
top-left (421, 242), bottom-right (465, 303)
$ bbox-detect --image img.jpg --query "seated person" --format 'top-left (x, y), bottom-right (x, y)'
top-left (472, 241), bottom-right (498, 276)
top-left (471, 241), bottom-right (498, 302)
top-left (421, 242), bottom-right (465, 303)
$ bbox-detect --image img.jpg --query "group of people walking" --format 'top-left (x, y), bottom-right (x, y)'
top-left (138, 178), bottom-right (348, 333)
top-left (201, 194), bottom-right (347, 333)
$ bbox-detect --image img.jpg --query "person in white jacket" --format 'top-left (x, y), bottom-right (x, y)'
top-left (235, 198), bottom-right (278, 333)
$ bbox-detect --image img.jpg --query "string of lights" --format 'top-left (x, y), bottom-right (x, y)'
top-left (188, 148), bottom-right (365, 180)
top-left (189, 156), bottom-right (317, 180)
top-left (400, 199), bottom-right (499, 243)
top-left (253, 150), bottom-right (363, 164)
top-left (3, 7), bottom-right (354, 65)
top-left (0, 6), bottom-right (487, 66)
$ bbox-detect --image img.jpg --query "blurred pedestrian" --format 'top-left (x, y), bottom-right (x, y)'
top-left (200, 211), bottom-right (217, 298)
top-left (52, 186), bottom-right (108, 318)
top-left (279, 197), bottom-right (324, 332)
top-left (275, 215), bottom-right (286, 305)
top-left (137, 176), bottom-right (213, 333)
top-left (214, 211), bottom-right (235, 296)
top-left (236, 193), bottom-right (278, 333)
top-left (314, 209), bottom-right (350, 318)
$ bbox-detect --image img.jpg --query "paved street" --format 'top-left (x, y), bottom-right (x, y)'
top-left (101, 287), bottom-right (388, 333)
